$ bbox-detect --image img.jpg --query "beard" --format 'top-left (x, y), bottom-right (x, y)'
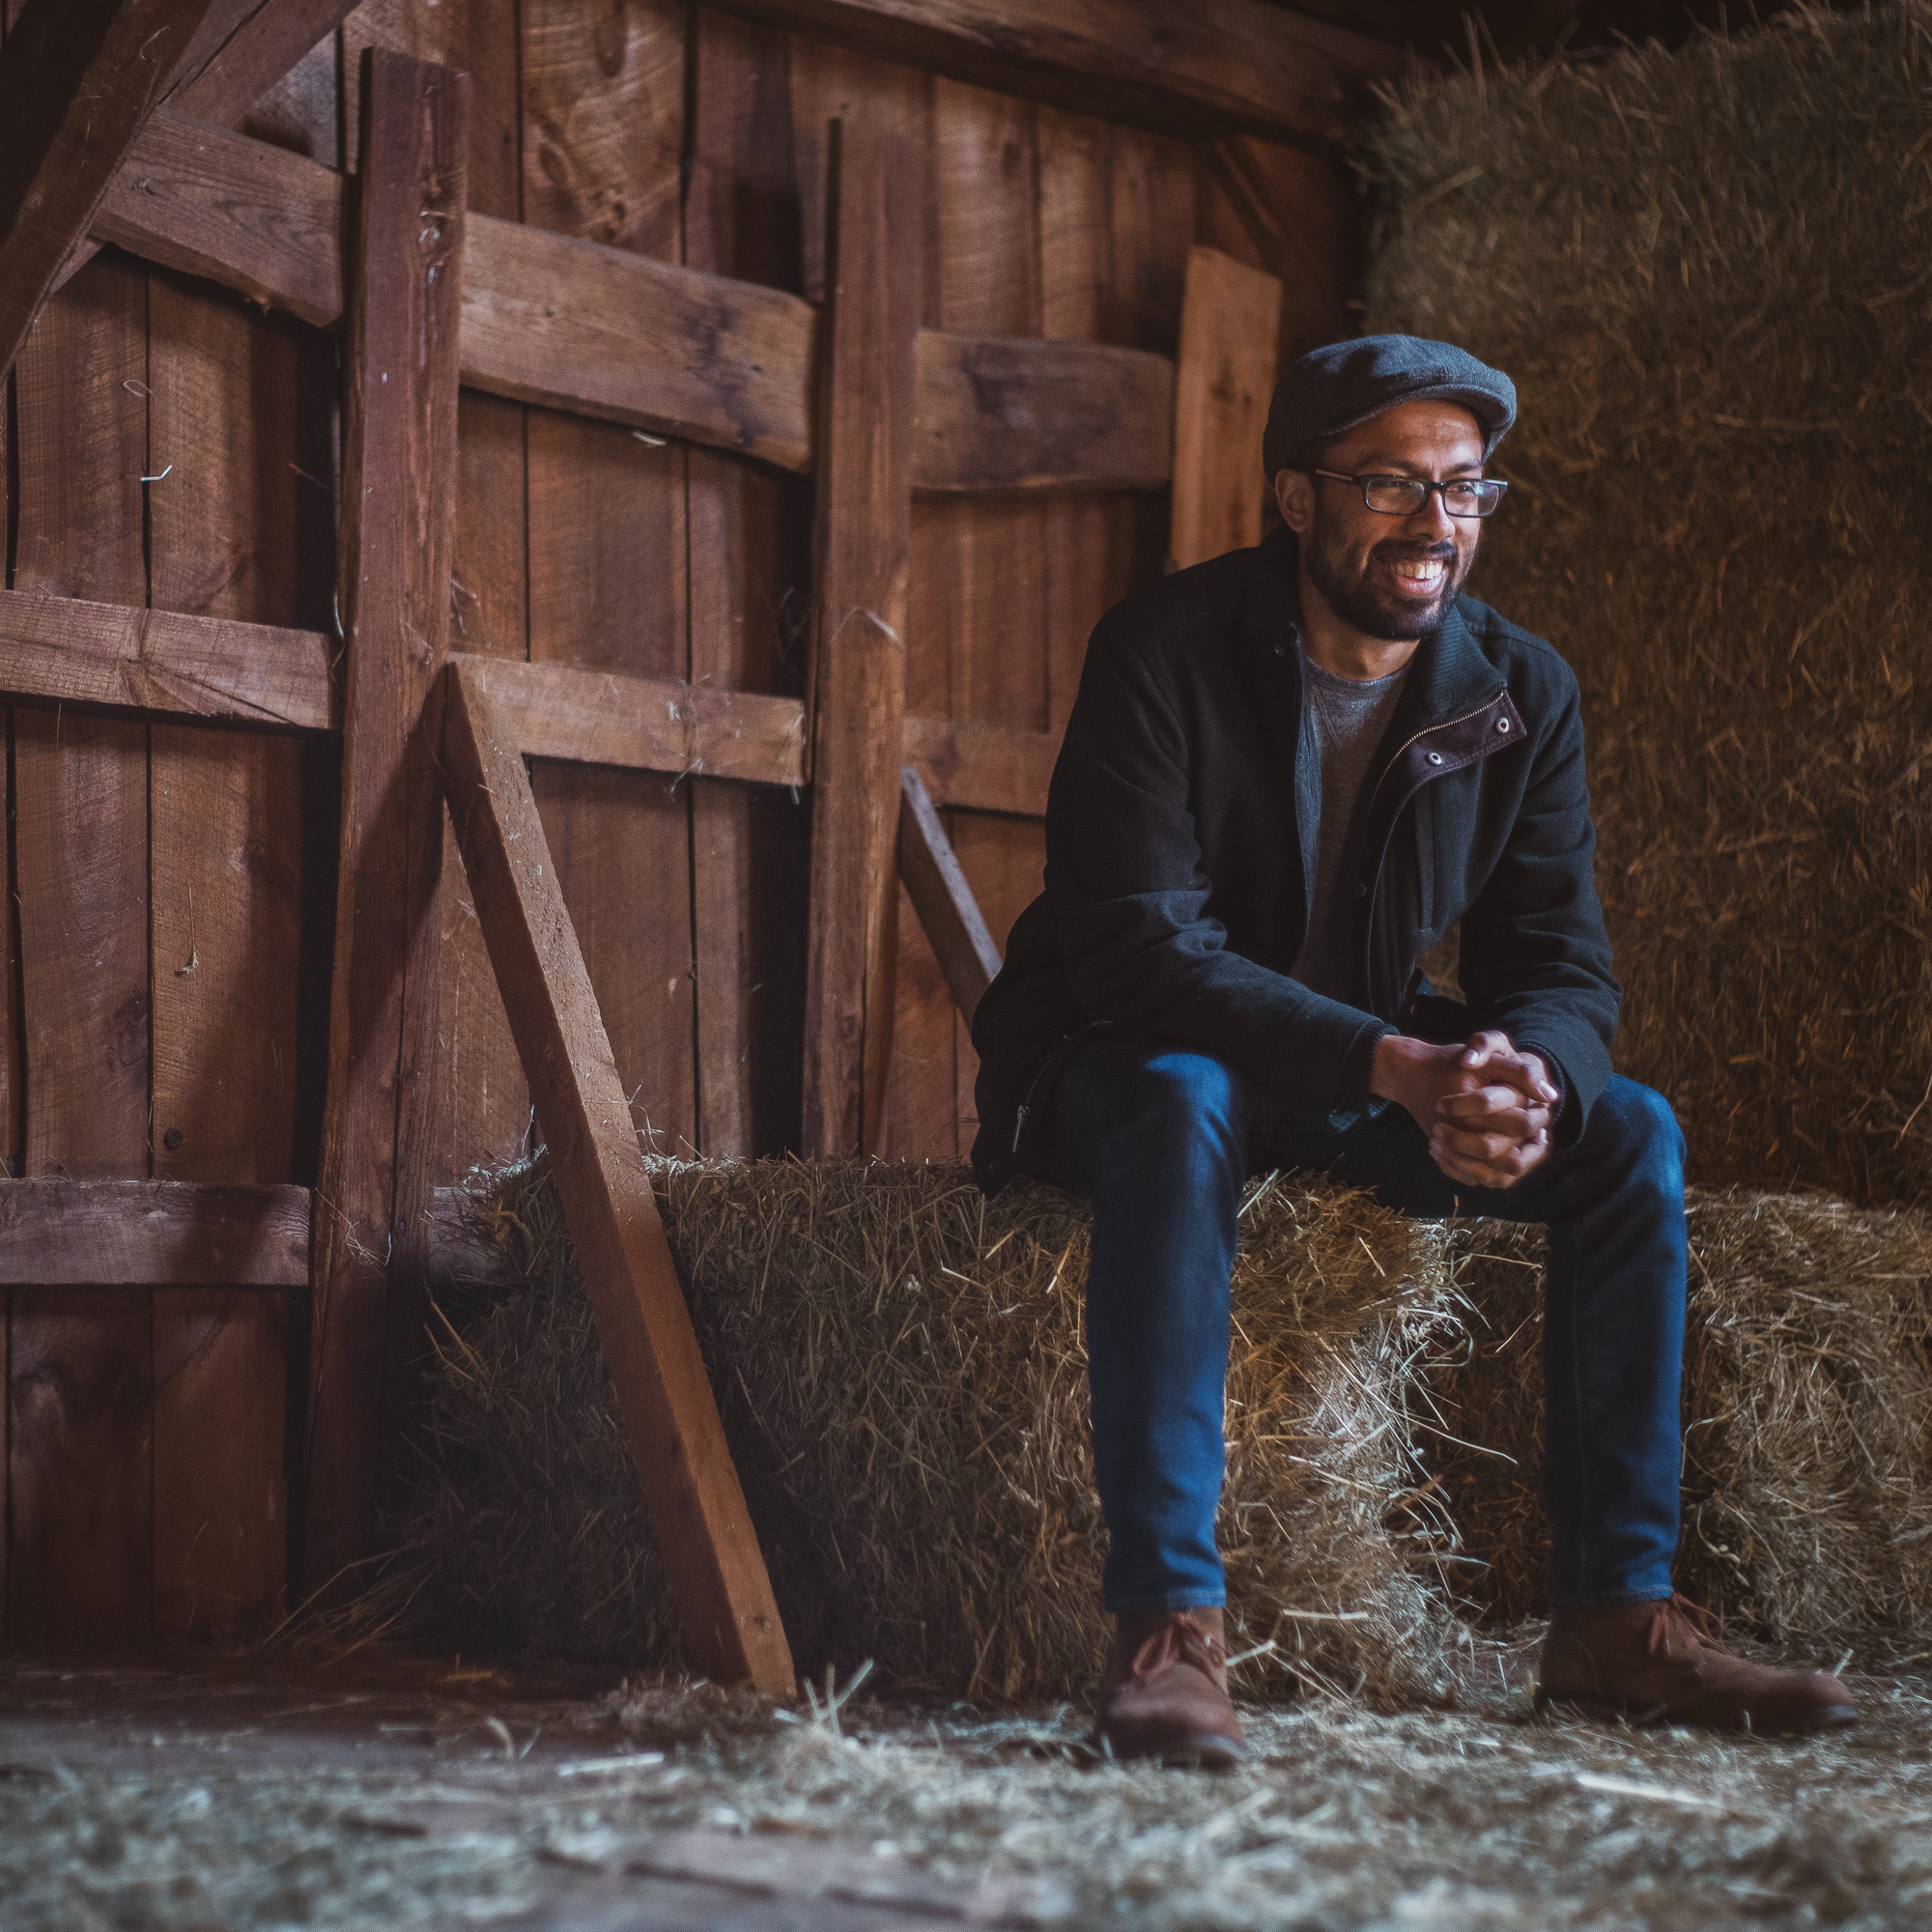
top-left (1302, 517), bottom-right (1474, 641)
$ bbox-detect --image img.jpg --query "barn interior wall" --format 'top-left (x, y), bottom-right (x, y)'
top-left (0, 0), bottom-right (1359, 1645)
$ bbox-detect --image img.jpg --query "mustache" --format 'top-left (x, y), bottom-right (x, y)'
top-left (1373, 539), bottom-right (1458, 562)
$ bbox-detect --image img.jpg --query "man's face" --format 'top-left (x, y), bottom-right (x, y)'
top-left (1273, 400), bottom-right (1489, 643)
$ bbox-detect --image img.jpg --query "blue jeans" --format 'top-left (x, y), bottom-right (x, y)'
top-left (1019, 1040), bottom-right (1688, 1615)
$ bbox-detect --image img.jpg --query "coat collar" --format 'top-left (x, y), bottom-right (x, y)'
top-left (1241, 526), bottom-right (1504, 726)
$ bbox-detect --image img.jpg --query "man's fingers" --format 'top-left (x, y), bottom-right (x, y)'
top-left (1437, 1086), bottom-right (1551, 1129)
top-left (1460, 1031), bottom-right (1560, 1105)
top-left (1430, 1124), bottom-right (1551, 1190)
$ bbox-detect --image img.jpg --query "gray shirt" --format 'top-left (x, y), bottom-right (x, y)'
top-left (1290, 653), bottom-right (1409, 1004)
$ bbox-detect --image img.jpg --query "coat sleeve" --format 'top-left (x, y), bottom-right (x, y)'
top-left (1457, 666), bottom-right (1621, 1145)
top-left (1045, 619), bottom-right (1392, 1130)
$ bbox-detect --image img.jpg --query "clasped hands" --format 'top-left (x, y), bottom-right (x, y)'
top-left (1369, 1029), bottom-right (1559, 1190)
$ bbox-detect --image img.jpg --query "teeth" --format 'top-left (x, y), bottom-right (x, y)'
top-left (1394, 560), bottom-right (1444, 582)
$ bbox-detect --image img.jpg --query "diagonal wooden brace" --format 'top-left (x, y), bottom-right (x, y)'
top-left (440, 656), bottom-right (794, 1695)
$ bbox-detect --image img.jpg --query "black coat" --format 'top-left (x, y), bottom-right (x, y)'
top-left (969, 526), bottom-right (1622, 1192)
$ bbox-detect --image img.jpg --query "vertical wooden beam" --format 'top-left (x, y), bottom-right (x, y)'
top-left (801, 119), bottom-right (920, 1158)
top-left (440, 658), bottom-right (794, 1694)
top-left (0, 0), bottom-right (226, 382)
top-left (1169, 243), bottom-right (1282, 571)
top-left (304, 47), bottom-right (469, 1599)
top-left (896, 767), bottom-right (1001, 1027)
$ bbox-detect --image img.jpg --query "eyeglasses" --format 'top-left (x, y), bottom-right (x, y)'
top-left (1313, 470), bottom-right (1510, 519)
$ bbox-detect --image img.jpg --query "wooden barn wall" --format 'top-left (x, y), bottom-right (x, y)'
top-left (0, 0), bottom-right (1357, 1644)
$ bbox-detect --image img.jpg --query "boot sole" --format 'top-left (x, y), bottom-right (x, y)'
top-left (1536, 1691), bottom-right (1860, 1738)
top-left (1085, 1727), bottom-right (1247, 1771)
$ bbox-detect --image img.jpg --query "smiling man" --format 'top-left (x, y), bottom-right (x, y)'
top-left (969, 335), bottom-right (1858, 1765)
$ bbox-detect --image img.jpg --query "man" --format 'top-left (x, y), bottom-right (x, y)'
top-left (970, 335), bottom-right (1857, 1766)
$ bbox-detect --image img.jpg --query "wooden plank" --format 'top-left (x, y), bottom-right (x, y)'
top-left (464, 657), bottom-right (807, 787)
top-left (523, 0), bottom-right (696, 1166)
top-left (897, 766), bottom-right (1000, 1025)
top-left (802, 122), bottom-right (922, 1158)
top-left (304, 48), bottom-right (469, 1601)
top-left (1170, 244), bottom-right (1281, 569)
top-left (919, 78), bottom-right (1049, 1165)
top-left (0, 586), bottom-right (334, 727)
top-left (147, 271), bottom-right (317, 1640)
top-left (1202, 135), bottom-right (1360, 365)
top-left (901, 712), bottom-right (1053, 817)
top-left (440, 659), bottom-right (794, 1692)
top-left (0, 1183), bottom-right (309, 1285)
top-left (90, 108), bottom-right (344, 327)
top-left (8, 250), bottom-right (156, 1645)
top-left (462, 215), bottom-right (817, 472)
top-left (86, 109), bottom-right (1182, 494)
top-left (0, 0), bottom-right (227, 382)
top-left (176, 0), bottom-right (364, 124)
top-left (721, 0), bottom-right (1404, 148)
top-left (911, 328), bottom-right (1172, 493)
top-left (687, 7), bottom-right (812, 1160)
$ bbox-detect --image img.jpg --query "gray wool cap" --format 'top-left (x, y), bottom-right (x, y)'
top-left (1261, 334), bottom-right (1517, 476)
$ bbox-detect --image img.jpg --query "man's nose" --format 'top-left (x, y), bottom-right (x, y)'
top-left (1407, 489), bottom-right (1456, 537)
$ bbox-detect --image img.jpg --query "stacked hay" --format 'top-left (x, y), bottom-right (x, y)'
top-left (398, 1157), bottom-right (1468, 1705)
top-left (1365, 5), bottom-right (1932, 1202)
top-left (1426, 1190), bottom-right (1932, 1640)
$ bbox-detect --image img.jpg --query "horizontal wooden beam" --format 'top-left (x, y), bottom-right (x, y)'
top-left (0, 1181), bottom-right (309, 1286)
top-left (897, 766), bottom-right (1002, 1026)
top-left (0, 585), bottom-right (336, 729)
top-left (715, 0), bottom-right (1407, 148)
top-left (90, 106), bottom-right (343, 327)
top-left (0, 593), bottom-right (1052, 813)
top-left (454, 654), bottom-right (809, 788)
top-left (901, 711), bottom-right (1055, 817)
top-left (912, 328), bottom-right (1172, 494)
top-left (90, 115), bottom-right (1177, 491)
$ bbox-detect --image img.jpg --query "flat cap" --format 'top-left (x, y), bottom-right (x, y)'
top-left (1261, 333), bottom-right (1516, 476)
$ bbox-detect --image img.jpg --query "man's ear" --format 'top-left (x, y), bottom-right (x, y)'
top-left (1273, 467), bottom-right (1315, 535)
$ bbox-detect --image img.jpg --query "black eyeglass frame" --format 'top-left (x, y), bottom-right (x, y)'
top-left (1312, 469), bottom-right (1510, 519)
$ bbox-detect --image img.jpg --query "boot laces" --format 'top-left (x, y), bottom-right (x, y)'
top-left (1130, 1612), bottom-right (1225, 1683)
top-left (1646, 1592), bottom-right (1722, 1658)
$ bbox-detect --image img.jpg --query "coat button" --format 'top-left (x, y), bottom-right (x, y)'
top-left (1355, 882), bottom-right (1369, 898)
top-left (1427, 751), bottom-right (1444, 765)
top-left (1496, 717), bottom-right (1511, 732)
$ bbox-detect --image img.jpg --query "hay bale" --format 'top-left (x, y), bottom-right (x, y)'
top-left (397, 1156), bottom-right (1468, 1705)
top-left (1363, 5), bottom-right (1932, 1202)
top-left (1425, 1190), bottom-right (1932, 1640)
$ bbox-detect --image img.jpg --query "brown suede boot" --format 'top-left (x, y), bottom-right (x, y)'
top-left (1537, 1597), bottom-right (1858, 1736)
top-left (1090, 1607), bottom-right (1247, 1769)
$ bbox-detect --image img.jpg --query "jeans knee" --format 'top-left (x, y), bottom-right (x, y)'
top-left (1586, 1077), bottom-right (1685, 1193)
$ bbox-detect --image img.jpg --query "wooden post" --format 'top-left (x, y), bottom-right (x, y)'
top-left (801, 121), bottom-right (921, 1157)
top-left (1169, 244), bottom-right (1282, 571)
top-left (303, 48), bottom-right (469, 1600)
top-left (897, 767), bottom-right (1003, 1028)
top-left (441, 658), bottom-right (795, 1694)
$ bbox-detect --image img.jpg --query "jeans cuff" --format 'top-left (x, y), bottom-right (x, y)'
top-left (1550, 1586), bottom-right (1674, 1612)
top-left (1104, 1588), bottom-right (1228, 1616)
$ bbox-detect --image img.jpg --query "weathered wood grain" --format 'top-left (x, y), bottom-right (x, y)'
top-left (802, 122), bottom-right (922, 1157)
top-left (147, 272), bottom-right (317, 1638)
top-left (901, 712), bottom-right (1054, 818)
top-left (896, 767), bottom-right (1001, 1026)
top-left (0, 587), bottom-right (334, 727)
top-left (176, 0), bottom-right (363, 124)
top-left (90, 108), bottom-right (343, 326)
top-left (523, 0), bottom-right (697, 1165)
top-left (0, 0), bottom-right (226, 381)
top-left (687, 8), bottom-right (812, 1160)
top-left (462, 215), bottom-right (818, 472)
top-left (1170, 243), bottom-right (1280, 569)
top-left (440, 659), bottom-right (794, 1693)
top-left (0, 1183), bottom-right (310, 1285)
top-left (718, 0), bottom-right (1404, 147)
top-left (459, 656), bottom-right (808, 788)
top-left (305, 49), bottom-right (469, 1601)
top-left (911, 328), bottom-right (1173, 493)
top-left (8, 252), bottom-right (156, 1645)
